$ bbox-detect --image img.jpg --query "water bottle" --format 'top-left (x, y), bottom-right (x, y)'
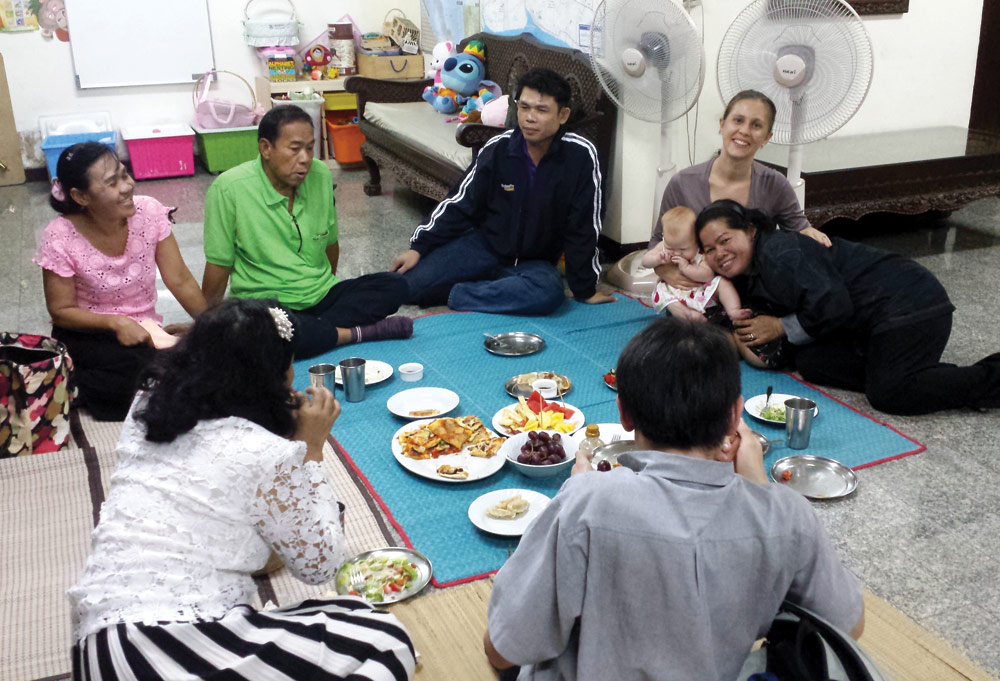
top-left (576, 424), bottom-right (605, 461)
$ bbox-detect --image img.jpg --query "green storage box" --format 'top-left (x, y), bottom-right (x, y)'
top-left (192, 125), bottom-right (259, 173)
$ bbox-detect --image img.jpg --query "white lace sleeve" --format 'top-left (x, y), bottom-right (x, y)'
top-left (249, 446), bottom-right (348, 585)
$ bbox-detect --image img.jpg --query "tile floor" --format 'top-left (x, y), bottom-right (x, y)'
top-left (2, 165), bottom-right (999, 675)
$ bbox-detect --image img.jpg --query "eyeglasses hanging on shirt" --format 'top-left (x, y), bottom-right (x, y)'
top-left (290, 214), bottom-right (303, 253)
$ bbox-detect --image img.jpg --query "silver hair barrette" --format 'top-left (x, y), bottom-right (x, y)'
top-left (268, 307), bottom-right (294, 342)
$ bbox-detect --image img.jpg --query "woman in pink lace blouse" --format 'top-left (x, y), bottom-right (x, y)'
top-left (33, 142), bottom-right (205, 420)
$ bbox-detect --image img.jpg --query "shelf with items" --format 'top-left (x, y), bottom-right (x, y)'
top-left (256, 77), bottom-right (359, 162)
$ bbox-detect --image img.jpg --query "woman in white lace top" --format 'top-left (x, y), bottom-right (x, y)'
top-left (67, 298), bottom-right (415, 681)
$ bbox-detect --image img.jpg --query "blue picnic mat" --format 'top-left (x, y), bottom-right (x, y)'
top-left (293, 296), bottom-right (922, 585)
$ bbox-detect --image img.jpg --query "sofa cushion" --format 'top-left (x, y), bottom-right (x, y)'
top-left (364, 102), bottom-right (475, 171)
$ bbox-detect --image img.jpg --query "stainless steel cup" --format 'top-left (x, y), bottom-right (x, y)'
top-left (339, 357), bottom-right (366, 402)
top-left (308, 363), bottom-right (336, 392)
top-left (785, 398), bottom-right (816, 450)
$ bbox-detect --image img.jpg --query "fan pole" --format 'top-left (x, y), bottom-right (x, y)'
top-left (652, 119), bottom-right (675, 224)
top-left (787, 91), bottom-right (806, 208)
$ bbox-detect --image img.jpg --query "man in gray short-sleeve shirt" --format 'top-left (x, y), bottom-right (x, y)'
top-left (483, 319), bottom-right (864, 681)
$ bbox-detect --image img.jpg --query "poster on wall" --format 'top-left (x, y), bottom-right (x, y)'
top-left (28, 0), bottom-right (68, 40)
top-left (420, 0), bottom-right (479, 47)
top-left (0, 0), bottom-right (38, 31)
top-left (480, 0), bottom-right (602, 51)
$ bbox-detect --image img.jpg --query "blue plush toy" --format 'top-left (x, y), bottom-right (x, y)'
top-left (423, 40), bottom-right (491, 115)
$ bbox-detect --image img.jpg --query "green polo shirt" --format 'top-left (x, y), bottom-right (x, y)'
top-left (203, 156), bottom-right (339, 309)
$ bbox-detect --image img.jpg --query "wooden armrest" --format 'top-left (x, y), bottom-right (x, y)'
top-left (345, 76), bottom-right (433, 117)
top-left (456, 124), bottom-right (507, 156)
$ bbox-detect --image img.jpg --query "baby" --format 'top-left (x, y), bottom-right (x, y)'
top-left (641, 206), bottom-right (746, 323)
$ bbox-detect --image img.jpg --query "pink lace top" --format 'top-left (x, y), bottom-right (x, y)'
top-left (33, 196), bottom-right (173, 323)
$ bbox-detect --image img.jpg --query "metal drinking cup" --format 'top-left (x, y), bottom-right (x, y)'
top-left (784, 398), bottom-right (817, 450)
top-left (308, 363), bottom-right (336, 393)
top-left (339, 357), bottom-right (367, 402)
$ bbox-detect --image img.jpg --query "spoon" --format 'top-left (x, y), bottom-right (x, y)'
top-left (764, 385), bottom-right (773, 408)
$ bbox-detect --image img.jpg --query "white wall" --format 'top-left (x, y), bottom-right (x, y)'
top-left (0, 0), bottom-right (420, 168)
top-left (604, 0), bottom-right (985, 244)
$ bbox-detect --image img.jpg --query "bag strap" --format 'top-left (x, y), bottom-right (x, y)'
top-left (244, 0), bottom-right (297, 21)
top-left (192, 70), bottom-right (257, 109)
top-left (778, 602), bottom-right (876, 681)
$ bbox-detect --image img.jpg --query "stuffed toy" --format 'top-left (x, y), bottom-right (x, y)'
top-left (426, 41), bottom-right (456, 85)
top-left (458, 82), bottom-right (502, 120)
top-left (480, 94), bottom-right (510, 127)
top-left (424, 41), bottom-right (492, 115)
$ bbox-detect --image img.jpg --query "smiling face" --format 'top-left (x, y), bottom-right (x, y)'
top-left (516, 87), bottom-right (570, 149)
top-left (718, 98), bottom-right (773, 161)
top-left (699, 218), bottom-right (756, 278)
top-left (259, 120), bottom-right (315, 196)
top-left (70, 153), bottom-right (135, 221)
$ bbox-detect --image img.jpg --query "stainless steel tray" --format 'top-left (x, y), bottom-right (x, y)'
top-left (590, 440), bottom-right (636, 470)
top-left (770, 455), bottom-right (858, 500)
top-left (504, 371), bottom-right (572, 398)
top-left (333, 547), bottom-right (432, 604)
top-left (484, 332), bottom-right (545, 357)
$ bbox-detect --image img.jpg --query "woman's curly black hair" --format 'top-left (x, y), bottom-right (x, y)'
top-left (136, 298), bottom-right (297, 443)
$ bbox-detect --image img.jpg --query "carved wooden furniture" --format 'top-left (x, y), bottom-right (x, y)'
top-left (345, 32), bottom-right (616, 201)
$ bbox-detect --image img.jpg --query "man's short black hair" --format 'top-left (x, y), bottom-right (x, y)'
top-left (617, 318), bottom-right (741, 450)
top-left (515, 68), bottom-right (572, 110)
top-left (258, 104), bottom-right (314, 144)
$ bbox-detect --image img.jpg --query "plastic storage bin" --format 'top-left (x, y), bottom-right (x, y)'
top-left (326, 120), bottom-right (364, 164)
top-left (41, 131), bottom-right (117, 180)
top-left (121, 124), bottom-right (195, 180)
top-left (192, 125), bottom-right (259, 173)
top-left (272, 94), bottom-right (324, 155)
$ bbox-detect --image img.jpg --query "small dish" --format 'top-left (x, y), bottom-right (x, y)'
top-left (770, 455), bottom-right (858, 500)
top-left (504, 372), bottom-right (572, 399)
top-left (484, 332), bottom-right (546, 357)
top-left (532, 378), bottom-right (558, 398)
top-left (334, 359), bottom-right (393, 386)
top-left (745, 393), bottom-right (819, 424)
top-left (333, 547), bottom-right (432, 604)
top-left (467, 489), bottom-right (552, 537)
top-left (387, 387), bottom-right (459, 419)
top-left (501, 431), bottom-right (578, 478)
top-left (603, 369), bottom-right (617, 392)
top-left (398, 362), bottom-right (423, 382)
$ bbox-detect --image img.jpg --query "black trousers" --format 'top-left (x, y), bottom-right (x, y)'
top-left (793, 312), bottom-right (999, 415)
top-left (52, 326), bottom-right (156, 421)
top-left (288, 273), bottom-right (409, 359)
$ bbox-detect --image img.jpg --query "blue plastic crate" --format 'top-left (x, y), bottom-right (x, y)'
top-left (40, 131), bottom-right (118, 180)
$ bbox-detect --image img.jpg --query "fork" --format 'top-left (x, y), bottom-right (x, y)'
top-left (346, 565), bottom-right (366, 593)
top-left (610, 433), bottom-right (622, 443)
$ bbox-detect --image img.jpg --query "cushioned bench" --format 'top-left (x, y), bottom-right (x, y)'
top-left (345, 32), bottom-right (616, 201)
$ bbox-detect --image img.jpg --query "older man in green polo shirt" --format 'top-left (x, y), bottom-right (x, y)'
top-left (202, 105), bottom-right (411, 358)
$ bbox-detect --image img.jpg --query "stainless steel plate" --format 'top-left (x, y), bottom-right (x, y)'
top-left (333, 547), bottom-right (433, 604)
top-left (771, 455), bottom-right (858, 500)
top-left (590, 440), bottom-right (636, 470)
top-left (504, 371), bottom-right (572, 398)
top-left (484, 332), bottom-right (545, 357)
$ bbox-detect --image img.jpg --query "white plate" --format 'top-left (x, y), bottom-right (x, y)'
top-left (745, 393), bottom-right (819, 424)
top-left (491, 402), bottom-right (584, 436)
top-left (335, 359), bottom-right (394, 386)
top-left (390, 418), bottom-right (506, 483)
top-left (387, 387), bottom-right (460, 419)
top-left (468, 489), bottom-right (551, 536)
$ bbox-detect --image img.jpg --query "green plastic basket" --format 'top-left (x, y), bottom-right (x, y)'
top-left (192, 125), bottom-right (259, 173)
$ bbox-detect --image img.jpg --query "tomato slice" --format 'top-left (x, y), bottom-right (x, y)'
top-left (388, 582), bottom-right (402, 592)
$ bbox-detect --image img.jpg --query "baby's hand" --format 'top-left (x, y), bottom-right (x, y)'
top-left (669, 254), bottom-right (688, 266)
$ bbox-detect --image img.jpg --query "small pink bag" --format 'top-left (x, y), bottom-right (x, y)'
top-left (193, 70), bottom-right (264, 129)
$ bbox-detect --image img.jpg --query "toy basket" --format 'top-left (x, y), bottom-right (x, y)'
top-left (193, 70), bottom-right (263, 130)
top-left (243, 0), bottom-right (302, 47)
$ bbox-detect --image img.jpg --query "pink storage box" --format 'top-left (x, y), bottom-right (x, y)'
top-left (121, 124), bottom-right (195, 180)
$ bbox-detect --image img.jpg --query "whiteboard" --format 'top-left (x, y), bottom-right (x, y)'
top-left (67, 0), bottom-right (215, 88)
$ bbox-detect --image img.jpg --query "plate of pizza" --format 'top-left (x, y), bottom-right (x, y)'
top-left (391, 415), bottom-right (507, 483)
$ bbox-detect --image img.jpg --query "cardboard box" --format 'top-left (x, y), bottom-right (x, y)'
top-left (357, 53), bottom-right (424, 80)
top-left (389, 16), bottom-right (420, 55)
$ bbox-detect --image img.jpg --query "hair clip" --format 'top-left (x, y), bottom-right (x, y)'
top-left (50, 178), bottom-right (65, 202)
top-left (268, 306), bottom-right (294, 342)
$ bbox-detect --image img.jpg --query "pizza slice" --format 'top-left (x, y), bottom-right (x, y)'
top-left (428, 418), bottom-right (469, 449)
top-left (436, 464), bottom-right (469, 480)
top-left (468, 436), bottom-right (507, 458)
top-left (457, 415), bottom-right (490, 444)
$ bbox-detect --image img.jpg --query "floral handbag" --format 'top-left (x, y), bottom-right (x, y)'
top-left (0, 333), bottom-right (75, 457)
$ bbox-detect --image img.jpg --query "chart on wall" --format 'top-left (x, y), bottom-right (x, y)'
top-left (480, 0), bottom-right (602, 50)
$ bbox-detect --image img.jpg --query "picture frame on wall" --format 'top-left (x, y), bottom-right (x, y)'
top-left (847, 0), bottom-right (909, 14)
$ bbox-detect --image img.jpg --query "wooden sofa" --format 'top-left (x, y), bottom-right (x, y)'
top-left (345, 32), bottom-right (616, 202)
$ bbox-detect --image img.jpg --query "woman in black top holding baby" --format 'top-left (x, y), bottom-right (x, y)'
top-left (695, 199), bottom-right (1000, 415)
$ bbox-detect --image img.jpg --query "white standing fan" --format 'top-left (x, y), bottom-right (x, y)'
top-left (717, 0), bottom-right (873, 207)
top-left (589, 0), bottom-right (704, 293)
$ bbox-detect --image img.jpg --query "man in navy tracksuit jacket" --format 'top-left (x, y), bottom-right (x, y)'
top-left (391, 68), bottom-right (617, 315)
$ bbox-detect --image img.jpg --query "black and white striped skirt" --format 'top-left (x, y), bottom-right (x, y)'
top-left (72, 597), bottom-right (415, 681)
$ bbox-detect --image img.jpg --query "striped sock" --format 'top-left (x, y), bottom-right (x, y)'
top-left (350, 316), bottom-right (413, 344)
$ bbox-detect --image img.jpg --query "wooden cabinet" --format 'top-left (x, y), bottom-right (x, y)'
top-left (0, 53), bottom-right (25, 186)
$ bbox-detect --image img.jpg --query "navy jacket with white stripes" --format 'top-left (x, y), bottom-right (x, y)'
top-left (409, 126), bottom-right (603, 300)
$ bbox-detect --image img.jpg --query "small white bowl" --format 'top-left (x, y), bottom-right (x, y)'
top-left (531, 378), bottom-right (558, 399)
top-left (501, 430), bottom-right (578, 478)
top-left (398, 362), bottom-right (423, 382)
